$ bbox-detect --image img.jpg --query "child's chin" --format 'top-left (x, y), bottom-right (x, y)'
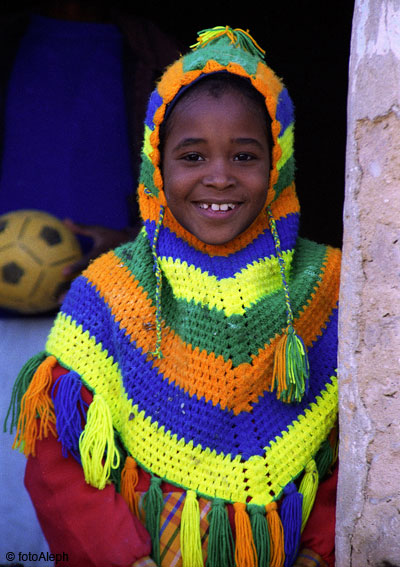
top-left (189, 228), bottom-right (242, 246)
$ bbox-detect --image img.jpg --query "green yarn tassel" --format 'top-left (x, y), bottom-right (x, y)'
top-left (191, 26), bottom-right (266, 59)
top-left (3, 351), bottom-right (47, 434)
top-left (273, 326), bottom-right (310, 403)
top-left (315, 439), bottom-right (334, 480)
top-left (248, 504), bottom-right (270, 567)
top-left (144, 476), bottom-right (164, 566)
top-left (267, 206), bottom-right (309, 404)
top-left (206, 498), bottom-right (234, 567)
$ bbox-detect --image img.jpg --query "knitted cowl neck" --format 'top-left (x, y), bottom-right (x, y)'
top-left (9, 28), bottom-right (340, 567)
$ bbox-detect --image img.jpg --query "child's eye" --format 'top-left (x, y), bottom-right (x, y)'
top-left (234, 153), bottom-right (255, 161)
top-left (182, 152), bottom-right (204, 161)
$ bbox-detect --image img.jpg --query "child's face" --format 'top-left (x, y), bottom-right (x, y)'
top-left (162, 89), bottom-right (271, 245)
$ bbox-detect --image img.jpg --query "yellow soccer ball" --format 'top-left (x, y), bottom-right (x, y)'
top-left (0, 209), bottom-right (82, 314)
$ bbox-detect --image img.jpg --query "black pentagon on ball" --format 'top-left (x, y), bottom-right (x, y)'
top-left (40, 225), bottom-right (62, 246)
top-left (2, 261), bottom-right (25, 284)
top-left (0, 219), bottom-right (8, 233)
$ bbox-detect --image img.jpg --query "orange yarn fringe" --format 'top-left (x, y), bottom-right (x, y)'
top-left (13, 355), bottom-right (57, 457)
top-left (266, 502), bottom-right (285, 567)
top-left (121, 456), bottom-right (140, 517)
top-left (234, 502), bottom-right (258, 567)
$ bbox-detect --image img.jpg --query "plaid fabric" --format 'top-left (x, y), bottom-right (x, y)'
top-left (138, 492), bottom-right (211, 567)
top-left (159, 492), bottom-right (185, 567)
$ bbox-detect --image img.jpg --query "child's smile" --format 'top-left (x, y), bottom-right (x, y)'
top-left (162, 90), bottom-right (271, 245)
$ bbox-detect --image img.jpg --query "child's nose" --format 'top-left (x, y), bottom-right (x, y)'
top-left (202, 160), bottom-right (235, 190)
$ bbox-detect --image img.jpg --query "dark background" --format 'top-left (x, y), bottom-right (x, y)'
top-left (1, 1), bottom-right (355, 248)
top-left (135, 1), bottom-right (355, 248)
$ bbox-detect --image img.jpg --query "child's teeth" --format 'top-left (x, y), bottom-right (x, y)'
top-left (199, 203), bottom-right (236, 211)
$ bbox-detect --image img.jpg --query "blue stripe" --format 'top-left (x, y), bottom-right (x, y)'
top-left (144, 212), bottom-right (300, 280)
top-left (160, 492), bottom-right (185, 536)
top-left (61, 279), bottom-right (338, 460)
top-left (145, 88), bottom-right (163, 129)
top-left (276, 88), bottom-right (294, 133)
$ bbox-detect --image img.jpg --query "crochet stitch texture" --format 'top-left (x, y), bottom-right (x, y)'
top-left (8, 27), bottom-right (340, 567)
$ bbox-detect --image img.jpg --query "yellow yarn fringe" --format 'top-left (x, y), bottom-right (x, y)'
top-left (234, 502), bottom-right (258, 567)
top-left (121, 455), bottom-right (140, 517)
top-left (299, 458), bottom-right (319, 532)
top-left (181, 490), bottom-right (203, 567)
top-left (13, 355), bottom-right (57, 456)
top-left (265, 502), bottom-right (285, 567)
top-left (79, 394), bottom-right (120, 490)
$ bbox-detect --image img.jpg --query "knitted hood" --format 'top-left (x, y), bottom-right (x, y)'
top-left (138, 26), bottom-right (298, 256)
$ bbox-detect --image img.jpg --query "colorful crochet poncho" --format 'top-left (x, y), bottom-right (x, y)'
top-left (7, 27), bottom-right (340, 567)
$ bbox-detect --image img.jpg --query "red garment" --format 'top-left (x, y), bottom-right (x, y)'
top-left (25, 364), bottom-right (336, 566)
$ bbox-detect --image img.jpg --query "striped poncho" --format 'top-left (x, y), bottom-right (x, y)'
top-left (8, 27), bottom-right (340, 567)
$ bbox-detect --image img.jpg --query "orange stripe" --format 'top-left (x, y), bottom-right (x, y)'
top-left (84, 246), bottom-right (340, 415)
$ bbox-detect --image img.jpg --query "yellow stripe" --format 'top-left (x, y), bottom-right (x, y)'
top-left (276, 124), bottom-right (294, 171)
top-left (142, 125), bottom-right (153, 159)
top-left (46, 313), bottom-right (130, 433)
top-left (159, 250), bottom-right (293, 317)
top-left (121, 375), bottom-right (337, 506)
top-left (47, 314), bottom-right (337, 505)
top-left (247, 379), bottom-right (338, 504)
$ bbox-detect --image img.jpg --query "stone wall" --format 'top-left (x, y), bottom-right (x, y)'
top-left (337, 1), bottom-right (400, 565)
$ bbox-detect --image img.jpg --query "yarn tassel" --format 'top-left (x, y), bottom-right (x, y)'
top-left (4, 351), bottom-right (47, 434)
top-left (144, 475), bottom-right (164, 566)
top-left (234, 502), bottom-right (258, 567)
top-left (51, 371), bottom-right (88, 459)
top-left (181, 490), bottom-right (203, 567)
top-left (272, 326), bottom-right (309, 403)
top-left (248, 504), bottom-right (270, 567)
top-left (299, 459), bottom-right (319, 532)
top-left (206, 498), bottom-right (234, 567)
top-left (315, 439), bottom-right (334, 480)
top-left (280, 483), bottom-right (302, 567)
top-left (267, 206), bottom-right (309, 403)
top-left (12, 354), bottom-right (57, 456)
top-left (79, 393), bottom-right (120, 490)
top-left (108, 433), bottom-right (127, 494)
top-left (265, 502), bottom-right (285, 567)
top-left (121, 456), bottom-right (140, 517)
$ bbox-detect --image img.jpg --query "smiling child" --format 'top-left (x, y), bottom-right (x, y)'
top-left (161, 73), bottom-right (271, 245)
top-left (7, 26), bottom-right (341, 567)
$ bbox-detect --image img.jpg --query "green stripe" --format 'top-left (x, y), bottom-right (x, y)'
top-left (160, 525), bottom-right (180, 563)
top-left (117, 238), bottom-right (329, 367)
top-left (183, 45), bottom-right (259, 76)
top-left (139, 153), bottom-right (158, 197)
top-left (273, 155), bottom-right (295, 198)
